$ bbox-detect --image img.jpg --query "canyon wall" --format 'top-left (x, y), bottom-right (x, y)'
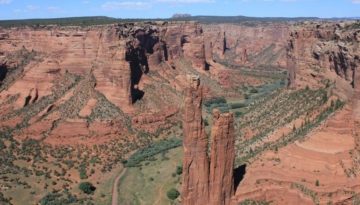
top-left (182, 75), bottom-right (235, 205)
top-left (0, 21), bottom-right (210, 145)
top-left (0, 21), bottom-right (208, 113)
top-left (203, 23), bottom-right (289, 68)
top-left (286, 22), bottom-right (360, 91)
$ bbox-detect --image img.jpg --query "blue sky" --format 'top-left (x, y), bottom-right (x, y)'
top-left (0, 0), bottom-right (359, 20)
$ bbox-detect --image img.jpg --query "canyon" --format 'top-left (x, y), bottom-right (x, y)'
top-left (0, 18), bottom-right (359, 205)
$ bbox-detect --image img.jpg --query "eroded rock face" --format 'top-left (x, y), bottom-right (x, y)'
top-left (286, 22), bottom-right (360, 89)
top-left (182, 75), bottom-right (235, 205)
top-left (182, 75), bottom-right (210, 205)
top-left (203, 24), bottom-right (290, 68)
top-left (0, 22), bottom-right (209, 112)
top-left (286, 38), bottom-right (297, 88)
top-left (209, 109), bottom-right (235, 205)
top-left (131, 107), bottom-right (178, 133)
top-left (164, 22), bottom-right (207, 70)
top-left (0, 21), bottom-right (211, 147)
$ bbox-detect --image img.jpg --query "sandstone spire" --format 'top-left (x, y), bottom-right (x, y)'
top-left (182, 74), bottom-right (210, 205)
top-left (286, 38), bottom-right (296, 88)
top-left (182, 75), bottom-right (235, 205)
top-left (209, 109), bottom-right (235, 205)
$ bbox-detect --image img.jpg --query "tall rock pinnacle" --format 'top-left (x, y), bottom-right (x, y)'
top-left (182, 75), bottom-right (235, 205)
top-left (286, 38), bottom-right (297, 88)
top-left (182, 75), bottom-right (210, 205)
top-left (209, 109), bottom-right (235, 205)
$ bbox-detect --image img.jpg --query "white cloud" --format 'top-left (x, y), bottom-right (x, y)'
top-left (352, 0), bottom-right (360, 3)
top-left (0, 0), bottom-right (12, 4)
top-left (102, 1), bottom-right (152, 10)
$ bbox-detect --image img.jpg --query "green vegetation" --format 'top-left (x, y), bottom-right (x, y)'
top-left (236, 87), bottom-right (344, 165)
top-left (229, 102), bottom-right (247, 109)
top-left (0, 48), bottom-right (38, 92)
top-left (125, 138), bottom-right (182, 167)
top-left (166, 188), bottom-right (180, 200)
top-left (239, 199), bottom-right (272, 205)
top-left (39, 191), bottom-right (89, 205)
top-left (204, 97), bottom-right (231, 113)
top-left (291, 183), bottom-right (319, 204)
top-left (0, 192), bottom-right (11, 205)
top-left (79, 182), bottom-right (96, 195)
top-left (118, 147), bottom-right (182, 204)
top-left (315, 180), bottom-right (320, 187)
top-left (176, 165), bottom-right (183, 175)
top-left (204, 97), bottom-right (227, 107)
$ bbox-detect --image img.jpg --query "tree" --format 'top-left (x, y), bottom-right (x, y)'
top-left (176, 165), bottom-right (183, 175)
top-left (167, 188), bottom-right (180, 200)
top-left (315, 180), bottom-right (320, 187)
top-left (79, 182), bottom-right (96, 195)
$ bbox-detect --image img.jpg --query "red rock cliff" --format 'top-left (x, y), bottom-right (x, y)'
top-left (182, 75), bottom-right (210, 205)
top-left (286, 22), bottom-right (360, 90)
top-left (182, 75), bottom-right (235, 205)
top-left (209, 109), bottom-right (235, 205)
top-left (203, 23), bottom-right (289, 68)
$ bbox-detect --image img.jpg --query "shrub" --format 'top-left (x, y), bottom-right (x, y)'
top-left (0, 140), bottom-right (5, 149)
top-left (176, 165), bottom-right (183, 175)
top-left (166, 188), bottom-right (180, 200)
top-left (315, 180), bottom-right (320, 187)
top-left (79, 182), bottom-right (96, 195)
top-left (250, 88), bottom-right (258, 93)
top-left (125, 138), bottom-right (182, 167)
top-left (334, 99), bottom-right (344, 109)
top-left (229, 103), bottom-right (247, 109)
top-left (204, 119), bottom-right (209, 126)
top-left (79, 168), bottom-right (87, 179)
top-left (203, 97), bottom-right (227, 108)
top-left (39, 192), bottom-right (78, 205)
top-left (235, 111), bottom-right (243, 118)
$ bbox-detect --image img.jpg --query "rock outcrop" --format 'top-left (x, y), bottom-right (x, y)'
top-left (0, 21), bottom-right (212, 147)
top-left (209, 109), bottom-right (235, 205)
top-left (164, 22), bottom-right (207, 71)
top-left (203, 23), bottom-right (289, 68)
top-left (182, 75), bottom-right (235, 205)
top-left (132, 107), bottom-right (178, 133)
top-left (286, 22), bottom-right (360, 89)
top-left (182, 75), bottom-right (210, 205)
top-left (286, 37), bottom-right (297, 88)
top-left (0, 22), bottom-right (209, 113)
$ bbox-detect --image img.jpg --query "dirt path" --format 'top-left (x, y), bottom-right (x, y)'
top-left (111, 167), bottom-right (127, 205)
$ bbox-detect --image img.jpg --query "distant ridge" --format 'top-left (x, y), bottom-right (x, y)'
top-left (0, 15), bottom-right (358, 28)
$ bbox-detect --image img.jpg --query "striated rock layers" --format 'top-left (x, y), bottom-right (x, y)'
top-left (182, 75), bottom-right (209, 205)
top-left (182, 75), bottom-right (235, 205)
top-left (209, 109), bottom-right (235, 205)
top-left (203, 23), bottom-right (289, 68)
top-left (286, 21), bottom-right (360, 89)
top-left (0, 21), bottom-right (208, 113)
top-left (0, 21), bottom-right (211, 145)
